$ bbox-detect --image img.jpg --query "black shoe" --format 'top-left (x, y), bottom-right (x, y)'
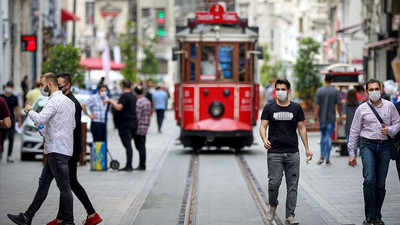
top-left (7, 213), bottom-right (31, 225)
top-left (118, 167), bottom-right (133, 172)
top-left (362, 218), bottom-right (374, 225)
top-left (374, 218), bottom-right (385, 225)
top-left (133, 166), bottom-right (146, 171)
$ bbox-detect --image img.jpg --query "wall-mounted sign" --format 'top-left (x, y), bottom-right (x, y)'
top-left (196, 4), bottom-right (238, 24)
top-left (21, 35), bottom-right (37, 52)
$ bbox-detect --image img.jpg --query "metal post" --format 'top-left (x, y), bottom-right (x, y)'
top-left (72, 0), bottom-right (76, 45)
top-left (80, 122), bottom-right (87, 165)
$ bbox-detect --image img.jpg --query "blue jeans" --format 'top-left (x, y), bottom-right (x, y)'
top-left (267, 152), bottom-right (300, 218)
top-left (396, 158), bottom-right (400, 182)
top-left (319, 121), bottom-right (335, 160)
top-left (25, 153), bottom-right (74, 224)
top-left (360, 140), bottom-right (391, 220)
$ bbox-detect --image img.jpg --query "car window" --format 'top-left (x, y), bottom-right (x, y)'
top-left (33, 98), bottom-right (48, 113)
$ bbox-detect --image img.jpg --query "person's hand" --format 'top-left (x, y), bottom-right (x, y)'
top-left (24, 105), bottom-right (32, 114)
top-left (18, 121), bottom-right (22, 127)
top-left (263, 139), bottom-right (271, 149)
top-left (305, 149), bottom-right (313, 161)
top-left (381, 124), bottom-right (388, 136)
top-left (313, 119), bottom-right (318, 128)
top-left (89, 114), bottom-right (97, 120)
top-left (348, 157), bottom-right (356, 167)
top-left (103, 99), bottom-right (110, 104)
top-left (337, 117), bottom-right (343, 125)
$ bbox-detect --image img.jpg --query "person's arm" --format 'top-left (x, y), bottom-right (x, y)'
top-left (297, 121), bottom-right (313, 160)
top-left (25, 99), bottom-right (56, 125)
top-left (259, 119), bottom-right (271, 149)
top-left (81, 103), bottom-right (96, 120)
top-left (313, 104), bottom-right (320, 127)
top-left (387, 103), bottom-right (400, 137)
top-left (105, 98), bottom-right (123, 111)
top-left (348, 107), bottom-right (362, 167)
top-left (15, 105), bottom-right (22, 127)
top-left (0, 116), bottom-right (11, 128)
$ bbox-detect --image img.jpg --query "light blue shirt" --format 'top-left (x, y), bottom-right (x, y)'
top-left (152, 89), bottom-right (168, 110)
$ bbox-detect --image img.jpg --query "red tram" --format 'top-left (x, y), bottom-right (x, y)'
top-left (173, 4), bottom-right (262, 153)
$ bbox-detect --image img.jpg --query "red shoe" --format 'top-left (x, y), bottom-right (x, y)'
top-left (47, 218), bottom-right (61, 225)
top-left (83, 213), bottom-right (102, 225)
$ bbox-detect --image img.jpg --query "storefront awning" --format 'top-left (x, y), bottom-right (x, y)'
top-left (61, 9), bottom-right (80, 22)
top-left (363, 38), bottom-right (399, 56)
top-left (80, 58), bottom-right (125, 70)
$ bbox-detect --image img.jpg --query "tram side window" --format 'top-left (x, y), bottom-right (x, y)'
top-left (190, 44), bottom-right (196, 81)
top-left (239, 44), bottom-right (246, 82)
top-left (201, 46), bottom-right (222, 81)
top-left (219, 45), bottom-right (233, 80)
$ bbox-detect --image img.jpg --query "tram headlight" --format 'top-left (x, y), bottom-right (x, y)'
top-left (209, 101), bottom-right (224, 118)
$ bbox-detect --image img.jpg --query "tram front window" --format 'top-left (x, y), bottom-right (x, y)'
top-left (201, 46), bottom-right (222, 80)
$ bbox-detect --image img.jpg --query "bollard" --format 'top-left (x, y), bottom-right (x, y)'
top-left (80, 122), bottom-right (87, 165)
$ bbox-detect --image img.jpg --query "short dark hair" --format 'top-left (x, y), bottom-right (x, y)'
top-left (97, 84), bottom-right (108, 91)
top-left (325, 73), bottom-right (334, 82)
top-left (56, 72), bottom-right (72, 85)
top-left (6, 81), bottom-right (14, 87)
top-left (365, 78), bottom-right (381, 91)
top-left (42, 73), bottom-right (58, 86)
top-left (275, 79), bottom-right (291, 89)
top-left (122, 79), bottom-right (131, 88)
top-left (135, 85), bottom-right (144, 95)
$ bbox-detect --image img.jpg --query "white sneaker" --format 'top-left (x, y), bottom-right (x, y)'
top-left (285, 215), bottom-right (299, 224)
top-left (7, 156), bottom-right (14, 163)
top-left (267, 206), bottom-right (276, 221)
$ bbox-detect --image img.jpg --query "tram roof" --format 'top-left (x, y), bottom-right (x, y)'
top-left (175, 24), bottom-right (259, 42)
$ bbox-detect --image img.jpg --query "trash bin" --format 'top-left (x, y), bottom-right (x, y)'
top-left (91, 142), bottom-right (107, 171)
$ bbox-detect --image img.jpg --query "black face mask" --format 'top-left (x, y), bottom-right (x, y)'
top-left (58, 85), bottom-right (66, 91)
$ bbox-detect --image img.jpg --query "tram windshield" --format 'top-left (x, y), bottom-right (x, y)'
top-left (183, 42), bottom-right (253, 83)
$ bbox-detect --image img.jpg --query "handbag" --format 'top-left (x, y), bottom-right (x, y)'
top-left (367, 102), bottom-right (400, 160)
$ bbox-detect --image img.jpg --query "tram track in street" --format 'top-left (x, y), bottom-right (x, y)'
top-left (177, 152), bottom-right (283, 225)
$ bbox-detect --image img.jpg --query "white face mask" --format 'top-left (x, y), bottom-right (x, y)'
top-left (99, 91), bottom-right (107, 99)
top-left (4, 88), bottom-right (13, 93)
top-left (276, 90), bottom-right (288, 101)
top-left (368, 91), bottom-right (381, 102)
top-left (40, 87), bottom-right (49, 97)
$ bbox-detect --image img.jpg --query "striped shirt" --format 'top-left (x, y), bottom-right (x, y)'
top-left (348, 99), bottom-right (400, 157)
top-left (84, 93), bottom-right (109, 123)
top-left (136, 96), bottom-right (152, 136)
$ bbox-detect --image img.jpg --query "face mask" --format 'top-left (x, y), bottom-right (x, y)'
top-left (208, 56), bottom-right (215, 62)
top-left (40, 83), bottom-right (49, 97)
top-left (276, 90), bottom-right (288, 101)
top-left (4, 88), bottom-right (13, 93)
top-left (40, 87), bottom-right (49, 97)
top-left (368, 91), bottom-right (381, 102)
top-left (99, 91), bottom-right (107, 99)
top-left (58, 85), bottom-right (67, 94)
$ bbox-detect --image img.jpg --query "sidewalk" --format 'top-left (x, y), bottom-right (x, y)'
top-left (298, 132), bottom-right (400, 225)
top-left (0, 111), bottom-right (179, 225)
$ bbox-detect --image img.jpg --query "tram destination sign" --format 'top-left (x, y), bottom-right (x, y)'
top-left (196, 3), bottom-right (238, 24)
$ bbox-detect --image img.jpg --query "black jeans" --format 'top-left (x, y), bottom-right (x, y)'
top-left (118, 127), bottom-right (137, 168)
top-left (133, 134), bottom-right (146, 168)
top-left (1, 123), bottom-right (15, 156)
top-left (91, 121), bottom-right (106, 142)
top-left (25, 153), bottom-right (74, 224)
top-left (57, 158), bottom-right (95, 219)
top-left (155, 109), bottom-right (165, 130)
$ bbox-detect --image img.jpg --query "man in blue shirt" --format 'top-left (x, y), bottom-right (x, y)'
top-left (152, 86), bottom-right (168, 133)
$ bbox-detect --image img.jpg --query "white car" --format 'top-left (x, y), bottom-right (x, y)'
top-left (20, 95), bottom-right (93, 160)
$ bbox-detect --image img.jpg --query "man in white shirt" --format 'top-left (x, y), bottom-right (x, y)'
top-left (7, 73), bottom-right (76, 225)
top-left (201, 53), bottom-right (223, 79)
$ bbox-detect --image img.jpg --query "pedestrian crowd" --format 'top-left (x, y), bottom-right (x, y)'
top-left (1, 74), bottom-right (168, 225)
top-left (260, 76), bottom-right (400, 225)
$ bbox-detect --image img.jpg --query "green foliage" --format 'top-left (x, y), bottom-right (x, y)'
top-left (259, 44), bottom-right (286, 86)
top-left (293, 37), bottom-right (322, 107)
top-left (139, 39), bottom-right (160, 78)
top-left (118, 20), bottom-right (137, 82)
top-left (42, 43), bottom-right (85, 87)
